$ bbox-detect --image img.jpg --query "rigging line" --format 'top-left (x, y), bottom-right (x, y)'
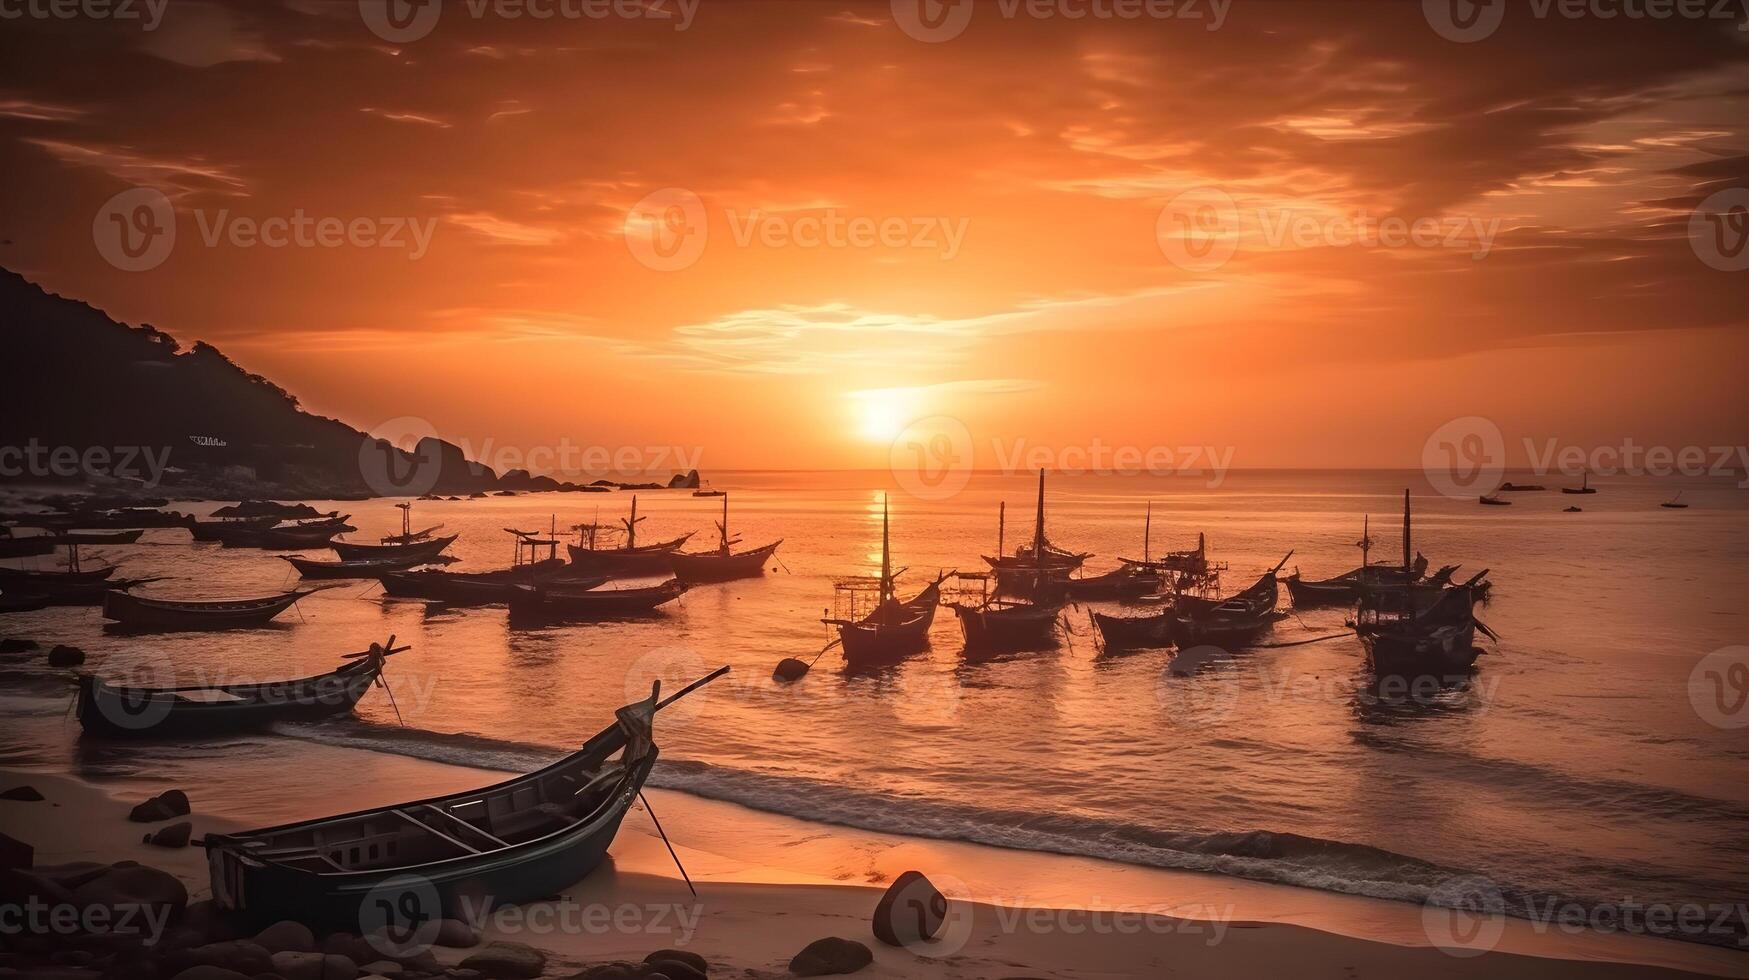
top-left (1250, 631), bottom-right (1355, 649)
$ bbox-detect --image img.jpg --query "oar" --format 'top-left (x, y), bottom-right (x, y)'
top-left (655, 665), bottom-right (731, 711)
top-left (638, 790), bottom-right (697, 898)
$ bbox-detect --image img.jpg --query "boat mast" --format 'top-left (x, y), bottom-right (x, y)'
top-left (1361, 515), bottom-right (1370, 569)
top-left (1032, 468), bottom-right (1046, 564)
top-left (997, 500), bottom-right (1005, 558)
top-left (719, 494), bottom-right (731, 554)
top-left (1402, 489), bottom-right (1414, 624)
top-left (1143, 501), bottom-right (1152, 563)
top-left (879, 494), bottom-right (894, 605)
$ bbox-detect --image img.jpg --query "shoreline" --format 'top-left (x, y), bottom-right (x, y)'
top-left (3, 759), bottom-right (1744, 980)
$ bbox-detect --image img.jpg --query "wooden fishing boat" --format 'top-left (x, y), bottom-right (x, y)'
top-left (48, 529), bottom-right (144, 545)
top-left (1499, 482), bottom-right (1544, 492)
top-left (567, 497), bottom-right (693, 574)
top-left (188, 515), bottom-right (278, 542)
top-left (507, 577), bottom-right (687, 620)
top-left (378, 502), bottom-right (439, 545)
top-left (201, 668), bottom-right (726, 930)
top-left (102, 588), bottom-right (315, 631)
top-left (1564, 505), bottom-right (1582, 513)
top-left (1173, 552), bottom-right (1290, 648)
top-left (1355, 493), bottom-right (1495, 675)
top-left (331, 533), bottom-right (459, 563)
top-left (950, 592), bottom-right (1061, 655)
top-left (1089, 532), bottom-right (1228, 651)
top-left (1661, 493), bottom-right (1689, 509)
top-left (1284, 517), bottom-right (1426, 608)
top-left (382, 528), bottom-right (577, 604)
top-left (669, 496), bottom-right (781, 584)
top-left (0, 531), bottom-right (57, 559)
top-left (215, 523), bottom-right (342, 550)
top-left (280, 554), bottom-right (452, 580)
top-left (822, 498), bottom-right (945, 666)
top-left (285, 515), bottom-right (356, 534)
top-left (983, 472), bottom-right (1090, 594)
top-left (76, 638), bottom-right (405, 738)
top-left (1561, 473), bottom-right (1596, 495)
top-left (1478, 495), bottom-right (1510, 506)
top-left (0, 590), bottom-right (48, 614)
top-left (1066, 503), bottom-right (1160, 600)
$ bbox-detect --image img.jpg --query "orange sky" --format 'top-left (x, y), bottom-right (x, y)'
top-left (1, 1), bottom-right (1746, 476)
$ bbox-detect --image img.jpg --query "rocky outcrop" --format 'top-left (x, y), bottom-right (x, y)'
top-left (128, 789), bottom-right (191, 823)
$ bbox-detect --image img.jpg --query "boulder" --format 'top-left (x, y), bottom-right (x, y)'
top-left (179, 900), bottom-right (237, 944)
top-left (179, 940), bottom-right (273, 975)
top-left (129, 791), bottom-right (191, 823)
top-left (357, 963), bottom-right (401, 977)
top-left (787, 937), bottom-right (872, 977)
top-left (772, 658), bottom-right (809, 683)
top-left (46, 645), bottom-right (86, 668)
top-left (70, 863), bottom-right (188, 921)
top-left (643, 961), bottom-right (703, 980)
top-left (318, 934), bottom-right (360, 958)
top-left (170, 968), bottom-right (251, 980)
top-left (447, 970), bottom-right (482, 980)
top-left (0, 638), bottom-right (37, 653)
top-left (571, 965), bottom-right (639, 980)
top-left (0, 867), bottom-right (73, 910)
top-left (456, 942), bottom-right (545, 979)
top-left (32, 861), bottom-right (114, 890)
top-left (143, 821), bottom-right (193, 849)
top-left (0, 831), bottom-right (31, 869)
top-left (871, 871), bottom-right (947, 947)
top-left (269, 951), bottom-right (358, 980)
top-left (253, 921), bottom-right (315, 954)
top-left (642, 950), bottom-right (707, 977)
top-left (0, 785), bottom-right (44, 802)
top-left (432, 919), bottom-right (479, 949)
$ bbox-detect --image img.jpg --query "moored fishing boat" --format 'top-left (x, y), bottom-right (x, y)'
top-left (668, 495), bottom-right (781, 584)
top-left (567, 496), bottom-right (693, 574)
top-left (1285, 516), bottom-right (1427, 608)
top-left (822, 497), bottom-right (945, 667)
top-left (187, 515), bottom-right (278, 542)
top-left (1355, 493), bottom-right (1497, 675)
top-left (949, 588), bottom-right (1061, 656)
top-left (1066, 503), bottom-right (1161, 600)
top-left (331, 533), bottom-right (459, 562)
top-left (47, 529), bottom-right (144, 545)
top-left (1479, 494), bottom-right (1510, 506)
top-left (983, 470), bottom-right (1089, 596)
top-left (507, 577), bottom-right (687, 620)
top-left (0, 529), bottom-right (58, 559)
top-left (280, 553), bottom-right (453, 580)
top-left (201, 668), bottom-right (727, 930)
top-left (102, 588), bottom-right (316, 631)
top-left (1173, 552), bottom-right (1291, 649)
top-left (383, 528), bottom-right (578, 604)
top-left (1561, 472), bottom-right (1597, 495)
top-left (76, 637), bottom-right (405, 738)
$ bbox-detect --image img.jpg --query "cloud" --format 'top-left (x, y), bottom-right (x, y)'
top-left (22, 138), bottom-right (247, 197)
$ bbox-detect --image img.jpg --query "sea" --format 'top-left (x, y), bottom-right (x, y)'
top-left (2, 469), bottom-right (1746, 950)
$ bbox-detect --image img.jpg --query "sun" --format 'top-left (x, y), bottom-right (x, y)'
top-left (850, 389), bottom-right (912, 443)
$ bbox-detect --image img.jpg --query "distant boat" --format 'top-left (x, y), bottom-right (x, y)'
top-left (1499, 482), bottom-right (1544, 492)
top-left (201, 668), bottom-right (726, 931)
top-left (691, 480), bottom-right (726, 497)
top-left (1661, 492), bottom-right (1690, 509)
top-left (48, 529), bottom-right (144, 545)
top-left (1090, 532), bottom-right (1226, 651)
top-left (1479, 495), bottom-right (1511, 506)
top-left (1561, 473), bottom-right (1596, 495)
top-left (331, 532), bottom-right (458, 563)
top-left (383, 527), bottom-right (584, 605)
top-left (381, 502), bottom-right (440, 545)
top-left (1563, 506), bottom-right (1582, 513)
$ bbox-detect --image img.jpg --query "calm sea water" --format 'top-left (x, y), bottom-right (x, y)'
top-left (3, 470), bottom-right (1747, 946)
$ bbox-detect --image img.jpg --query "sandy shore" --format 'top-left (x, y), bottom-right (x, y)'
top-left (2, 766), bottom-right (1743, 980)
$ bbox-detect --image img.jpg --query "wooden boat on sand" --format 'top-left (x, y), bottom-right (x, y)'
top-left (76, 637), bottom-right (406, 738)
top-left (201, 667), bottom-right (727, 930)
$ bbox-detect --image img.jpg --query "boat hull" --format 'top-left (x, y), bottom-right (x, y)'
top-left (1091, 609), bottom-right (1175, 650)
top-left (332, 534), bottom-right (459, 563)
top-left (507, 579), bottom-right (686, 620)
top-left (76, 661), bottom-right (378, 738)
top-left (1361, 621), bottom-right (1479, 676)
top-left (669, 541), bottom-right (781, 584)
top-left (565, 535), bottom-right (690, 575)
top-left (101, 590), bottom-right (306, 632)
top-left (953, 603), bottom-right (1059, 654)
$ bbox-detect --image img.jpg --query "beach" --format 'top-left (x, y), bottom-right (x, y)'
top-left (4, 757), bottom-right (1744, 980)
